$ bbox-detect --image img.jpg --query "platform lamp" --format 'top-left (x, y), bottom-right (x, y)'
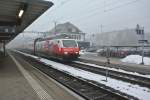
top-left (17, 3), bottom-right (28, 25)
top-left (18, 10), bottom-right (24, 18)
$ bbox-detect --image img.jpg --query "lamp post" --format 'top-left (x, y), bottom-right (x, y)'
top-left (141, 27), bottom-right (144, 65)
top-left (136, 24), bottom-right (145, 65)
top-left (3, 40), bottom-right (6, 56)
top-left (105, 47), bottom-right (110, 82)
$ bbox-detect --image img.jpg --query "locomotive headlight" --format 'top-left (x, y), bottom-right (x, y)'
top-left (64, 52), bottom-right (68, 55)
top-left (75, 52), bottom-right (78, 54)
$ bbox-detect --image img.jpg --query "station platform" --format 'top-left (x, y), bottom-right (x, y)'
top-left (80, 53), bottom-right (150, 75)
top-left (0, 51), bottom-right (83, 100)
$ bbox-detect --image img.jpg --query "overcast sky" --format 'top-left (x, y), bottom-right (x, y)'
top-left (25, 0), bottom-right (150, 33)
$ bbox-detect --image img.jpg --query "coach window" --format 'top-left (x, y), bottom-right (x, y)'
top-left (48, 41), bottom-right (51, 47)
top-left (57, 40), bottom-right (61, 47)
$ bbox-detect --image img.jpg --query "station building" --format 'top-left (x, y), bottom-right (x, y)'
top-left (46, 22), bottom-right (90, 49)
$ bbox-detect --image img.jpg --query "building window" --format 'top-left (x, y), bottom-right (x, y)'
top-left (77, 35), bottom-right (79, 40)
top-left (79, 35), bottom-right (81, 40)
top-left (72, 35), bottom-right (75, 39)
top-left (71, 35), bottom-right (73, 39)
top-left (68, 28), bottom-right (72, 32)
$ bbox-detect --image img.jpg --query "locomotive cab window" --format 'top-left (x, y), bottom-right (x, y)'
top-left (62, 40), bottom-right (77, 47)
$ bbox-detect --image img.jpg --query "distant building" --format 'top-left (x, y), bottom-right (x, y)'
top-left (46, 22), bottom-right (90, 49)
top-left (46, 22), bottom-right (85, 41)
top-left (92, 28), bottom-right (150, 46)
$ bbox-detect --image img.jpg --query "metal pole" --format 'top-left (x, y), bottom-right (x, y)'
top-left (3, 41), bottom-right (6, 56)
top-left (84, 33), bottom-right (85, 41)
top-left (23, 32), bottom-right (25, 49)
top-left (105, 47), bottom-right (110, 82)
top-left (34, 39), bottom-right (36, 55)
top-left (100, 24), bottom-right (103, 33)
top-left (54, 21), bottom-right (57, 35)
top-left (141, 28), bottom-right (144, 65)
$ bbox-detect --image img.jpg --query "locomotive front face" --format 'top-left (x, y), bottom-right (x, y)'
top-left (62, 48), bottom-right (79, 55)
top-left (61, 39), bottom-right (80, 59)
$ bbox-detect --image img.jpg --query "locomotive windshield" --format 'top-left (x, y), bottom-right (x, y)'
top-left (62, 40), bottom-right (77, 47)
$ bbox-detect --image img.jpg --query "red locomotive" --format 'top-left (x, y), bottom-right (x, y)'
top-left (25, 38), bottom-right (80, 61)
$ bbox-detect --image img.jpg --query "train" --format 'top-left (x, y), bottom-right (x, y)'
top-left (22, 38), bottom-right (80, 61)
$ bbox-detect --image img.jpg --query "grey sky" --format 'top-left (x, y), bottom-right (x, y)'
top-left (26, 0), bottom-right (150, 33)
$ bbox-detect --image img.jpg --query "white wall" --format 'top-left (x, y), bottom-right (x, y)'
top-left (92, 29), bottom-right (150, 46)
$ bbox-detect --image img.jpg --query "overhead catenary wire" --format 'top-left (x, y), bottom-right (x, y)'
top-left (46, 0), bottom-right (142, 33)
top-left (51, 0), bottom-right (125, 23)
top-left (49, 0), bottom-right (74, 14)
top-left (54, 0), bottom-right (104, 22)
top-left (60, 0), bottom-right (140, 23)
top-left (104, 0), bottom-right (139, 12)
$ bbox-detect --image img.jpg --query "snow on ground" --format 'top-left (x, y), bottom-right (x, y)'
top-left (79, 50), bottom-right (98, 56)
top-left (79, 50), bottom-right (85, 55)
top-left (74, 61), bottom-right (150, 78)
top-left (84, 52), bottom-right (98, 55)
top-left (121, 55), bottom-right (150, 65)
top-left (81, 52), bottom-right (98, 57)
top-left (15, 50), bottom-right (150, 100)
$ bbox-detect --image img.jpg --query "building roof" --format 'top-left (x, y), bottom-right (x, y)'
top-left (48, 22), bottom-right (82, 34)
top-left (0, 0), bottom-right (53, 43)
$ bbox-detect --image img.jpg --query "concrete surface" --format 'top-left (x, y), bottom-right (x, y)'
top-left (0, 51), bottom-right (84, 100)
top-left (0, 53), bottom-right (40, 100)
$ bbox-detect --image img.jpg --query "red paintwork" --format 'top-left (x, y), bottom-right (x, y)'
top-left (43, 40), bottom-right (49, 52)
top-left (35, 39), bottom-right (80, 60)
top-left (62, 47), bottom-right (79, 54)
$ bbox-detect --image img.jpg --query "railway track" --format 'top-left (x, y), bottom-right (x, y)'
top-left (67, 61), bottom-right (150, 88)
top-left (17, 50), bottom-right (150, 87)
top-left (13, 51), bottom-right (138, 100)
top-left (79, 58), bottom-right (150, 75)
